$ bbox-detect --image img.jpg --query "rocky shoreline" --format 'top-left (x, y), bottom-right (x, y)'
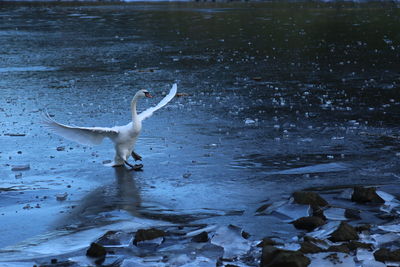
top-left (27, 185), bottom-right (399, 266)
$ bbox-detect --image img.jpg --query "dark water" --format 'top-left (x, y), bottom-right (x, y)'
top-left (0, 1), bottom-right (400, 259)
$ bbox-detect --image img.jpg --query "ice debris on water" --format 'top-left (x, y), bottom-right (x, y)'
top-left (11, 164), bottom-right (30, 171)
top-left (244, 118), bottom-right (257, 125)
top-left (324, 207), bottom-right (347, 221)
top-left (308, 252), bottom-right (356, 267)
top-left (210, 225), bottom-right (251, 259)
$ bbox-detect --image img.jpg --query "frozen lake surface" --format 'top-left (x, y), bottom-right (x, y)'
top-left (0, 1), bottom-right (399, 263)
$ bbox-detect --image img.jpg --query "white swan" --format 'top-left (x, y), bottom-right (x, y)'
top-left (43, 83), bottom-right (177, 169)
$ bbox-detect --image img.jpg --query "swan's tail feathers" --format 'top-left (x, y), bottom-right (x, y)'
top-left (41, 113), bottom-right (119, 146)
top-left (138, 83), bottom-right (178, 121)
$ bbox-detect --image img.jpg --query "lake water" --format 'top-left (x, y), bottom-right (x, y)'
top-left (0, 1), bottom-right (399, 261)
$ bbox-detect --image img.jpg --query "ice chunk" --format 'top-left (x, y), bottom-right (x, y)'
top-left (269, 162), bottom-right (349, 175)
top-left (372, 232), bottom-right (400, 245)
top-left (362, 260), bottom-right (387, 267)
top-left (378, 224), bottom-right (400, 233)
top-left (276, 243), bottom-right (301, 251)
top-left (308, 221), bottom-right (340, 240)
top-left (324, 208), bottom-right (347, 221)
top-left (356, 248), bottom-right (374, 261)
top-left (210, 226), bottom-right (251, 259)
top-left (275, 203), bottom-right (312, 221)
top-left (309, 252), bottom-right (356, 267)
top-left (376, 191), bottom-right (396, 202)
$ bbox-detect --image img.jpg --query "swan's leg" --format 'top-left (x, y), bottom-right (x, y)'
top-left (124, 160), bottom-right (143, 171)
top-left (131, 151), bottom-right (142, 161)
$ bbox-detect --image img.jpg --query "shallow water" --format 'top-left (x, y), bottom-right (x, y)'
top-left (0, 1), bottom-right (400, 260)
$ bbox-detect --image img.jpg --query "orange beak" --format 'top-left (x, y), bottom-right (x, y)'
top-left (145, 92), bottom-right (153, 98)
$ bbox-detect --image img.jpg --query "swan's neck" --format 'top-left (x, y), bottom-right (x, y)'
top-left (131, 95), bottom-right (139, 122)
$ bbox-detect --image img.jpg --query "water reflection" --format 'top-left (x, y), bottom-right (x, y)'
top-left (58, 166), bottom-right (141, 229)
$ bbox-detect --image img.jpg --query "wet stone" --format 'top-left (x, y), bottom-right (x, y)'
top-left (256, 204), bottom-right (271, 213)
top-left (260, 246), bottom-right (311, 267)
top-left (133, 228), bottom-right (166, 245)
top-left (191, 231), bottom-right (208, 243)
top-left (299, 241), bottom-right (324, 254)
top-left (327, 244), bottom-right (350, 253)
top-left (257, 237), bottom-right (277, 248)
top-left (86, 242), bottom-right (106, 258)
top-left (351, 186), bottom-right (384, 204)
top-left (292, 216), bottom-right (325, 231)
top-left (347, 241), bottom-right (373, 251)
top-left (292, 191), bottom-right (328, 207)
top-left (345, 208), bottom-right (361, 220)
top-left (374, 248), bottom-right (400, 262)
top-left (11, 164), bottom-right (30, 171)
top-left (329, 222), bottom-right (359, 242)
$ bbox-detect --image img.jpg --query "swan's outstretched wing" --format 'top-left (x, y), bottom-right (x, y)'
top-left (138, 83), bottom-right (177, 122)
top-left (42, 113), bottom-right (119, 146)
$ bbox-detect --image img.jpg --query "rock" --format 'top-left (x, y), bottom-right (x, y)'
top-left (292, 191), bottom-right (328, 207)
top-left (292, 216), bottom-right (325, 231)
top-left (256, 204), bottom-right (271, 213)
top-left (344, 208), bottom-right (361, 220)
top-left (191, 231), bottom-right (208, 243)
top-left (133, 228), bottom-right (166, 245)
top-left (329, 222), bottom-right (358, 242)
top-left (11, 164), bottom-right (30, 171)
top-left (355, 224), bottom-right (371, 232)
top-left (56, 146), bottom-right (65, 151)
top-left (182, 173), bottom-right (191, 179)
top-left (374, 248), bottom-right (400, 262)
top-left (347, 241), bottom-right (373, 251)
top-left (4, 133), bottom-right (25, 136)
top-left (299, 241), bottom-right (324, 254)
top-left (56, 193), bottom-right (68, 201)
top-left (311, 205), bottom-right (326, 220)
top-left (257, 237), bottom-right (277, 248)
top-left (327, 244), bottom-right (350, 253)
top-left (351, 186), bottom-right (384, 204)
top-left (260, 246), bottom-right (310, 267)
top-left (86, 242), bottom-right (106, 258)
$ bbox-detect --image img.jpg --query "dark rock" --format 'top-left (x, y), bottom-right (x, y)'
top-left (329, 222), bottom-right (358, 242)
top-left (327, 244), bottom-right (350, 253)
top-left (86, 242), bottom-right (106, 258)
top-left (311, 205), bottom-right (326, 220)
top-left (351, 186), bottom-right (384, 204)
top-left (355, 224), bottom-right (371, 232)
top-left (256, 204), bottom-right (271, 213)
top-left (303, 236), bottom-right (327, 246)
top-left (260, 246), bottom-right (311, 267)
top-left (347, 241), bottom-right (373, 251)
top-left (292, 216), bottom-right (325, 231)
top-left (191, 231), bottom-right (208, 243)
top-left (242, 231), bottom-right (250, 239)
top-left (257, 237), bottom-right (277, 248)
top-left (299, 241), bottom-right (324, 254)
top-left (374, 248), bottom-right (400, 262)
top-left (133, 228), bottom-right (166, 245)
top-left (51, 259), bottom-right (57, 264)
top-left (344, 208), bottom-right (361, 220)
top-left (292, 191), bottom-right (328, 207)
top-left (11, 164), bottom-right (30, 171)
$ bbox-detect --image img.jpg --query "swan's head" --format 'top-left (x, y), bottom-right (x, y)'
top-left (137, 89), bottom-right (153, 98)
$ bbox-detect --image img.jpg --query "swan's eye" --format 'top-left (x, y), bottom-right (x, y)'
top-left (144, 92), bottom-right (153, 98)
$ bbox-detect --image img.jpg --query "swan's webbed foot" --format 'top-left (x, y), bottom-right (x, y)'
top-left (131, 151), bottom-right (142, 161)
top-left (124, 160), bottom-right (143, 171)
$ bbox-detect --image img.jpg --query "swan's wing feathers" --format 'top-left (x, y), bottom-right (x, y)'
top-left (42, 114), bottom-right (119, 146)
top-left (138, 83), bottom-right (177, 121)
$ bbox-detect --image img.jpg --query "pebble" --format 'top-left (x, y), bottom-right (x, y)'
top-left (11, 164), bottom-right (30, 171)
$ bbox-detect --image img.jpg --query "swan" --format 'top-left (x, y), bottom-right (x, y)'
top-left (43, 83), bottom-right (177, 169)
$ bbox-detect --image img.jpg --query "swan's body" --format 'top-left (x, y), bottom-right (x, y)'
top-left (43, 84), bottom-right (177, 168)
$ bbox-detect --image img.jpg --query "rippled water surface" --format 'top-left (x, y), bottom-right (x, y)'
top-left (0, 1), bottom-right (399, 259)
